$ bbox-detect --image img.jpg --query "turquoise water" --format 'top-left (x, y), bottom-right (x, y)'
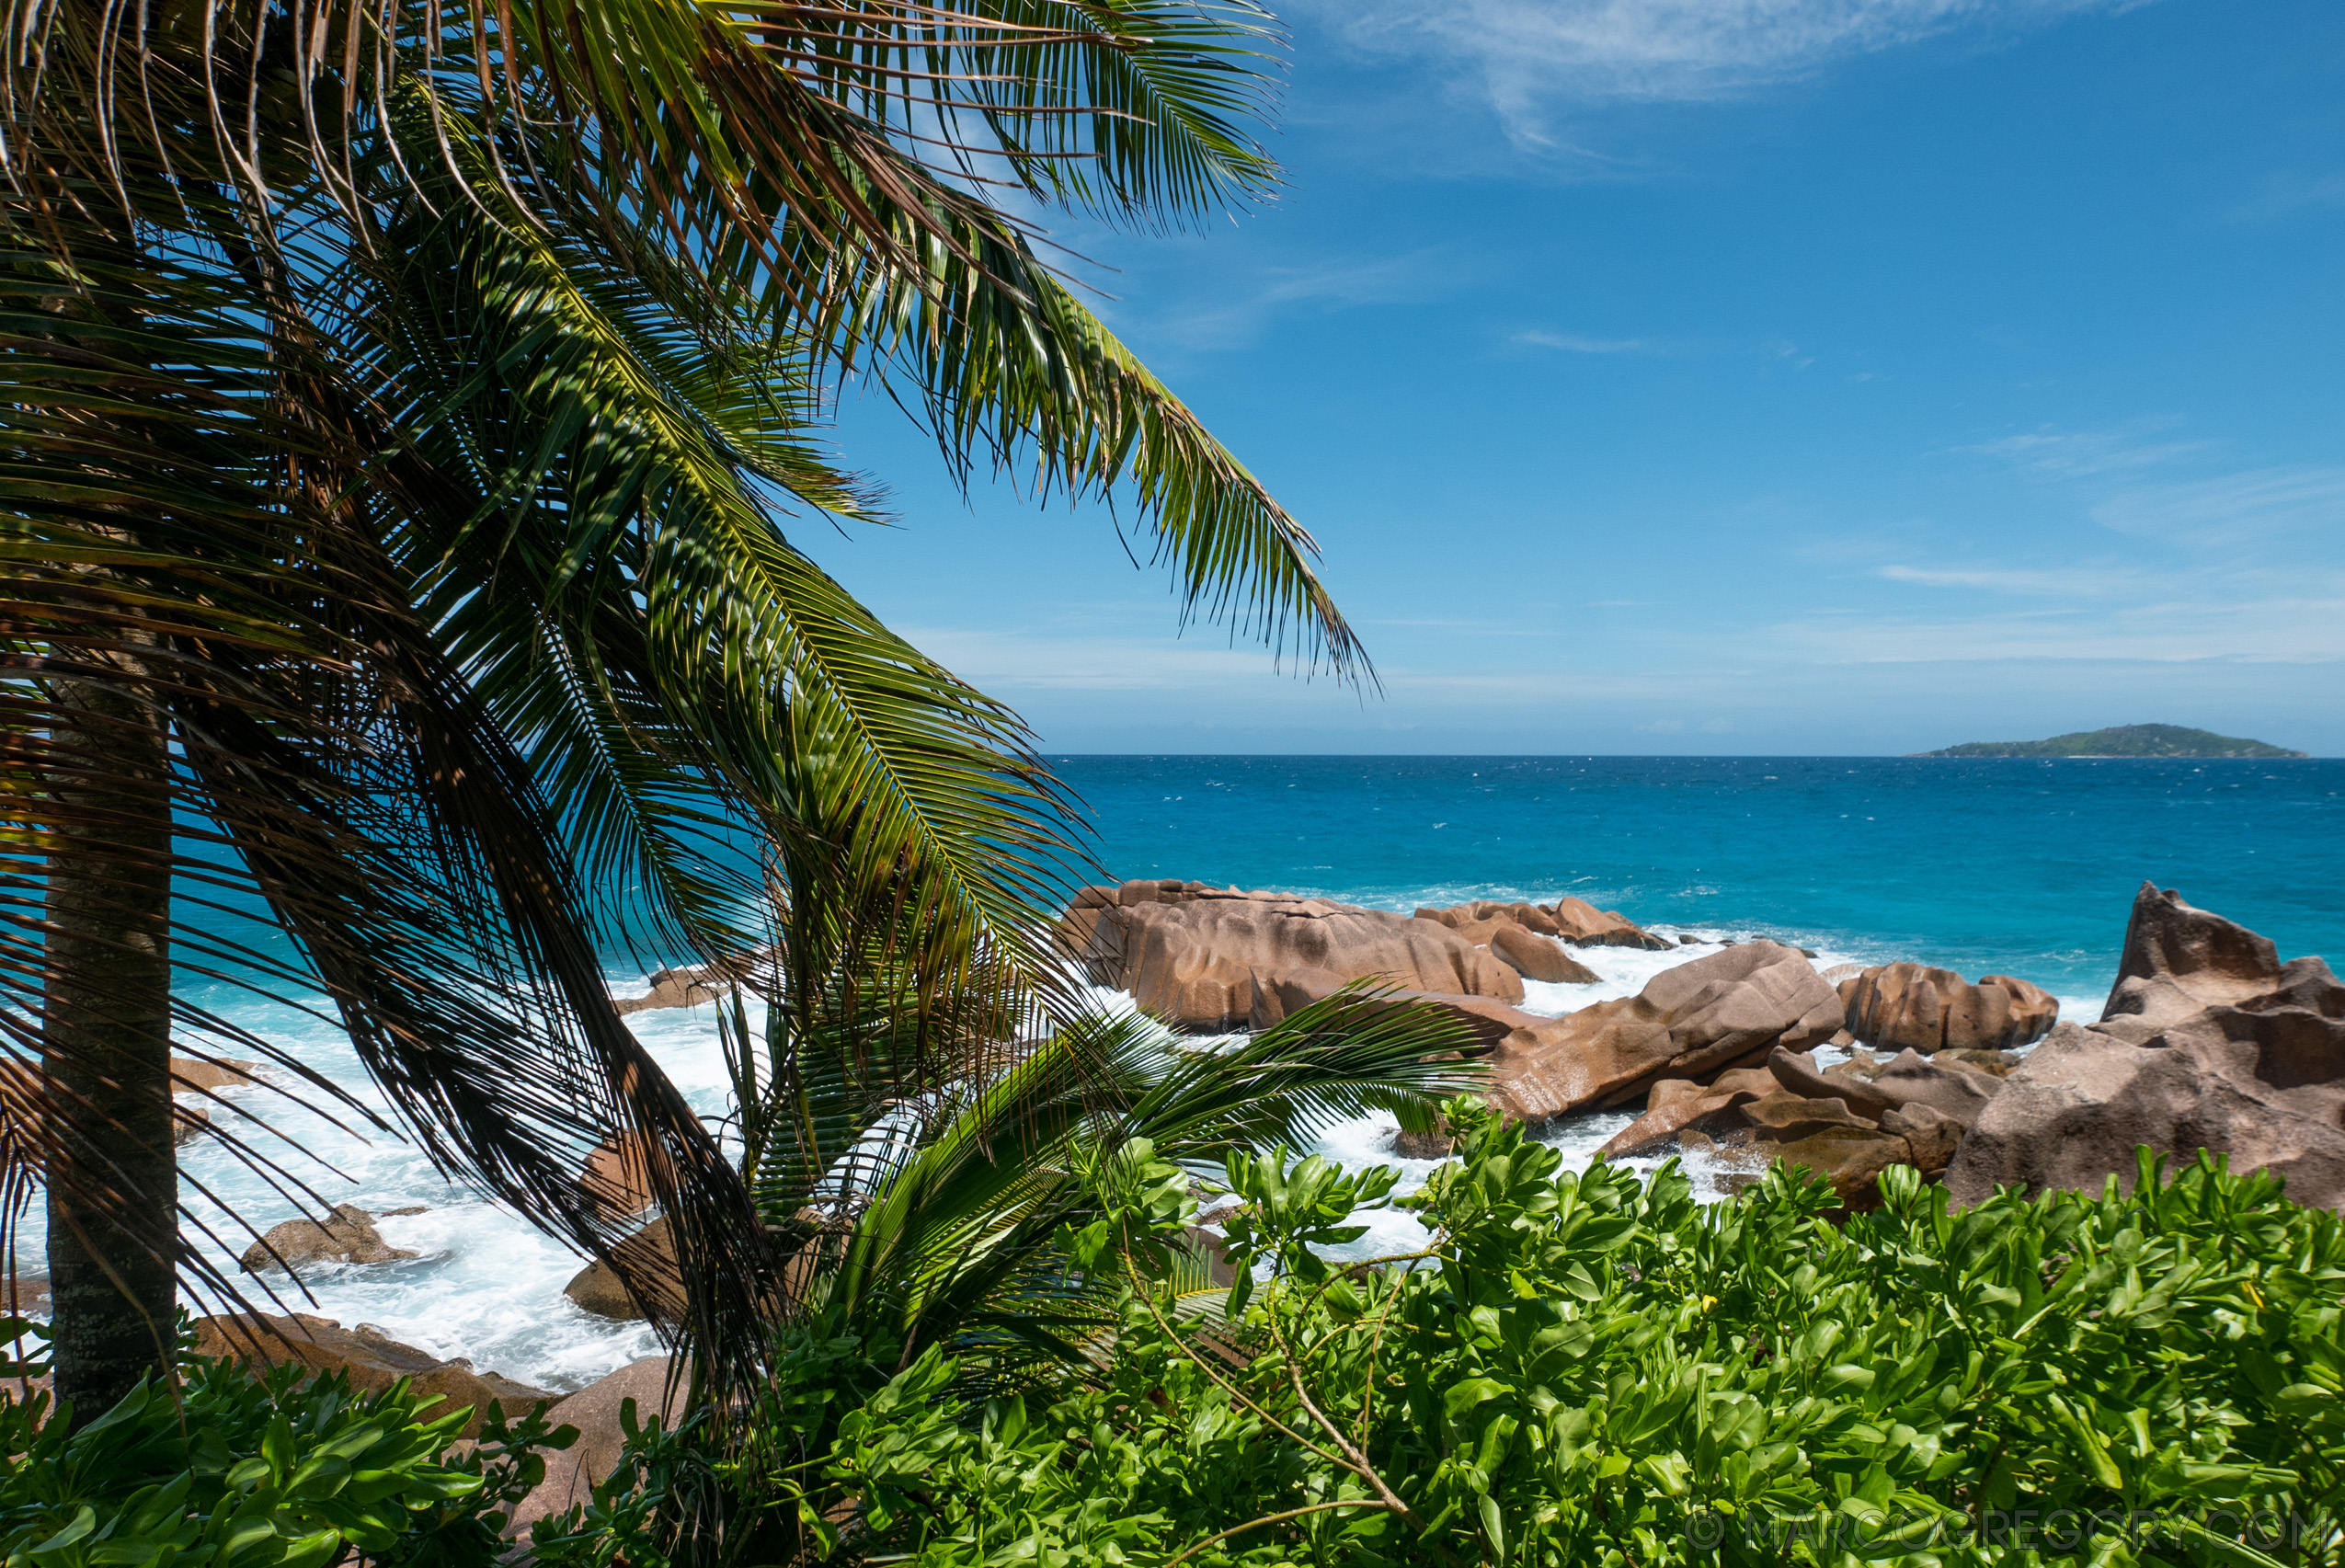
top-left (1054, 755), bottom-right (2345, 1001)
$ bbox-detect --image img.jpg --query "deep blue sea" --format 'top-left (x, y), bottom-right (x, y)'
top-left (1052, 755), bottom-right (2345, 1004)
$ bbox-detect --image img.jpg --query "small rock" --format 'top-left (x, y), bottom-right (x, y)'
top-left (240, 1205), bottom-right (419, 1272)
top-left (1767, 1125), bottom-right (1915, 1212)
top-left (1544, 897), bottom-right (1674, 951)
top-left (170, 1056), bottom-right (258, 1093)
top-left (1391, 1127), bottom-right (1454, 1159)
top-left (564, 1217), bottom-right (681, 1322)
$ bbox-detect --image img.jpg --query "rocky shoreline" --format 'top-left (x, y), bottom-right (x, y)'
top-left (134, 876), bottom-right (2333, 1529)
top-left (1060, 875), bottom-right (2343, 1215)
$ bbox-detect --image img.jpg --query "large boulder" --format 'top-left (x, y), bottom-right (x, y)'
top-left (240, 1205), bottom-right (418, 1272)
top-left (506, 1358), bottom-right (687, 1535)
top-left (1486, 942), bottom-right (1843, 1121)
top-left (2099, 881), bottom-right (2292, 1038)
top-left (1946, 885), bottom-right (2345, 1208)
top-left (615, 954), bottom-right (757, 1016)
top-left (192, 1314), bottom-right (553, 1440)
top-left (1060, 881), bottom-right (1524, 1033)
top-left (1838, 964), bottom-right (2058, 1054)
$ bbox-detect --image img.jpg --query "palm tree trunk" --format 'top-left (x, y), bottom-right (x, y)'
top-left (41, 655), bottom-right (178, 1422)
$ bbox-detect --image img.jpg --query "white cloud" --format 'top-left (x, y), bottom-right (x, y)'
top-left (1879, 563), bottom-right (2127, 596)
top-left (2092, 467), bottom-right (2345, 546)
top-left (1293, 0), bottom-right (2150, 143)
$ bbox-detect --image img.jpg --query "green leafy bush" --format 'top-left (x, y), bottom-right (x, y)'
top-left (806, 1098), bottom-right (2345, 1565)
top-left (0, 1329), bottom-right (568, 1568)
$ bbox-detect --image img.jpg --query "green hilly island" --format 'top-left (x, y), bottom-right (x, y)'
top-left (1916, 723), bottom-right (2308, 759)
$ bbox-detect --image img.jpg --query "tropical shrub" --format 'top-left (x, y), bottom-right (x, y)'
top-left (790, 1099), bottom-right (2345, 1565)
top-left (0, 1329), bottom-right (568, 1568)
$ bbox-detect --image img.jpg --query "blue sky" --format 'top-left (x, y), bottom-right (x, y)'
top-left (797, 0), bottom-right (2345, 756)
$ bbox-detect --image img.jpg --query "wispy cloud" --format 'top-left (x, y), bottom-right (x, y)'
top-left (1779, 591), bottom-right (2345, 666)
top-left (1955, 424), bottom-right (2345, 549)
top-left (2093, 467), bottom-right (2345, 546)
top-left (1957, 422), bottom-right (2208, 478)
top-left (1518, 330), bottom-right (1653, 354)
top-left (2230, 170), bottom-right (2345, 222)
top-left (1292, 0), bottom-right (2151, 144)
top-left (1145, 247), bottom-right (1465, 350)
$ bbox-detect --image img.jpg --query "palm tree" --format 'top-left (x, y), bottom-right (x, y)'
top-left (0, 0), bottom-right (1364, 1422)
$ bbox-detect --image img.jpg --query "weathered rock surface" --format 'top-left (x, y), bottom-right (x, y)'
top-left (2099, 882), bottom-right (2293, 1039)
top-left (240, 1205), bottom-right (418, 1272)
top-left (1766, 1046), bottom-right (1896, 1120)
top-left (563, 1217), bottom-right (681, 1322)
top-left (170, 1056), bottom-right (257, 1093)
top-left (1413, 902), bottom-right (1601, 983)
top-left (1061, 881), bottom-right (1525, 1033)
top-left (1766, 1126), bottom-right (1916, 1212)
top-left (1743, 1094), bottom-right (1876, 1142)
top-left (1870, 1048), bottom-right (2001, 1129)
top-left (584, 1134), bottom-right (657, 1219)
top-left (193, 1313), bottom-right (552, 1439)
top-left (1547, 897), bottom-right (1673, 951)
top-left (615, 956), bottom-right (752, 1016)
top-left (1882, 1104), bottom-right (1964, 1177)
top-left (1838, 963), bottom-right (2059, 1054)
top-left (1387, 991), bottom-right (1551, 1047)
top-left (1946, 884), bottom-right (2345, 1208)
top-left (1597, 1065), bottom-right (1787, 1157)
top-left (1487, 942), bottom-right (1844, 1121)
top-left (507, 1358), bottom-right (686, 1535)
top-left (1489, 924), bottom-right (1600, 985)
top-left (1416, 900), bottom-right (1563, 938)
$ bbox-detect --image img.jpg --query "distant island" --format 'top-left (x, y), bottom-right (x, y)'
top-left (1915, 723), bottom-right (2308, 760)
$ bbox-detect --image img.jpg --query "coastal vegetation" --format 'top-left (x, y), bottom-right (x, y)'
top-left (793, 1118), bottom-right (2345, 1568)
top-left (1916, 725), bottom-right (2309, 759)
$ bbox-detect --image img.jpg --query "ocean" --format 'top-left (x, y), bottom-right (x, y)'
top-left (59, 755), bottom-right (2345, 1393)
